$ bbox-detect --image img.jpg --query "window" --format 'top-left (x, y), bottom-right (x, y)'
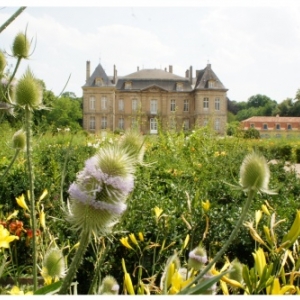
top-left (183, 119), bottom-right (189, 131)
top-left (89, 116), bottom-right (95, 130)
top-left (119, 99), bottom-right (124, 111)
top-left (203, 98), bottom-right (209, 109)
top-left (263, 123), bottom-right (268, 130)
top-left (276, 124), bottom-right (280, 130)
top-left (176, 82), bottom-right (183, 91)
top-left (101, 96), bottom-right (107, 110)
top-left (132, 99), bottom-right (138, 112)
top-left (183, 99), bottom-right (189, 112)
top-left (170, 99), bottom-right (176, 112)
top-left (208, 80), bottom-right (215, 88)
top-left (215, 98), bottom-right (220, 111)
top-left (215, 118), bottom-right (220, 131)
top-left (288, 124), bottom-right (292, 130)
top-left (150, 99), bottom-right (157, 114)
top-left (95, 77), bottom-right (103, 86)
top-left (125, 81), bottom-right (132, 89)
top-left (118, 117), bottom-right (124, 129)
top-left (89, 96), bottom-right (95, 110)
top-left (101, 116), bottom-right (107, 129)
top-left (250, 123), bottom-right (254, 128)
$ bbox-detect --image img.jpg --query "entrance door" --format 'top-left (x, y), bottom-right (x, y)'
top-left (150, 118), bottom-right (158, 134)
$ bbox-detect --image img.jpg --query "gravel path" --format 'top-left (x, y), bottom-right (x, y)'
top-left (269, 160), bottom-right (300, 176)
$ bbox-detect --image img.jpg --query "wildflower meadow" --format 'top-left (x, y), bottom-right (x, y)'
top-left (2, 9), bottom-right (300, 296)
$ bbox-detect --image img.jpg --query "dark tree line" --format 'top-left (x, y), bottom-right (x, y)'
top-left (228, 89), bottom-right (300, 122)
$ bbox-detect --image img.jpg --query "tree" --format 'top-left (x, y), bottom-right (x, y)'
top-left (45, 96), bottom-right (82, 131)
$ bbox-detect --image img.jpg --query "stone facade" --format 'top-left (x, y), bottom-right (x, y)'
top-left (82, 61), bottom-right (228, 134)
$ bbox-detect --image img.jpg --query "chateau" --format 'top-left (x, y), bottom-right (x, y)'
top-left (82, 61), bottom-right (228, 134)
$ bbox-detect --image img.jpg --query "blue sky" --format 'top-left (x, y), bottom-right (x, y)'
top-left (1, 1), bottom-right (300, 102)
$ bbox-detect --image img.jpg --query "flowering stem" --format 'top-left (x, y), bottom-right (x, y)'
top-left (58, 229), bottom-right (91, 294)
top-left (178, 189), bottom-right (255, 294)
top-left (0, 149), bottom-right (20, 182)
top-left (25, 106), bottom-right (37, 291)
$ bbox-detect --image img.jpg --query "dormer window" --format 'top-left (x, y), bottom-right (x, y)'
top-left (176, 82), bottom-right (183, 91)
top-left (95, 77), bottom-right (103, 86)
top-left (125, 81), bottom-right (132, 90)
top-left (208, 80), bottom-right (215, 88)
top-left (276, 124), bottom-right (280, 130)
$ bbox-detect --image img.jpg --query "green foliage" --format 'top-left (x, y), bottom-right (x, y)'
top-left (243, 127), bottom-right (260, 139)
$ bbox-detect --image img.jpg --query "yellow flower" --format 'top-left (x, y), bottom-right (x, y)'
top-left (182, 234), bottom-right (190, 250)
top-left (154, 206), bottom-right (163, 219)
top-left (261, 204), bottom-right (270, 216)
top-left (6, 210), bottom-right (19, 221)
top-left (138, 232), bottom-right (144, 242)
top-left (8, 286), bottom-right (24, 295)
top-left (129, 233), bottom-right (138, 245)
top-left (41, 267), bottom-right (53, 285)
top-left (221, 151), bottom-right (226, 156)
top-left (0, 225), bottom-right (19, 248)
top-left (120, 237), bottom-right (133, 250)
top-left (255, 210), bottom-right (262, 227)
top-left (38, 189), bottom-right (48, 201)
top-left (252, 247), bottom-right (266, 278)
top-left (16, 194), bottom-right (29, 211)
top-left (267, 278), bottom-right (295, 295)
top-left (202, 200), bottom-right (210, 213)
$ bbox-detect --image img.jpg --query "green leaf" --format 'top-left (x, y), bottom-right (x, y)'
top-left (242, 264), bottom-right (252, 294)
top-left (179, 270), bottom-right (229, 295)
top-left (34, 280), bottom-right (62, 295)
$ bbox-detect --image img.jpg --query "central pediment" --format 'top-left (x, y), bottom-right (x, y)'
top-left (141, 84), bottom-right (168, 92)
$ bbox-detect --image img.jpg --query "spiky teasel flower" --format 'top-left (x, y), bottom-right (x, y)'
top-left (0, 51), bottom-right (6, 74)
top-left (188, 244), bottom-right (208, 271)
top-left (119, 130), bottom-right (145, 164)
top-left (98, 275), bottom-right (119, 295)
top-left (237, 152), bottom-right (276, 195)
top-left (12, 32), bottom-right (30, 59)
top-left (41, 247), bottom-right (66, 285)
top-left (15, 68), bottom-right (42, 110)
top-left (227, 258), bottom-right (244, 289)
top-left (12, 129), bottom-right (26, 150)
top-left (67, 144), bottom-right (136, 235)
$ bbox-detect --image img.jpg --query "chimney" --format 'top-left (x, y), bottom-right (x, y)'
top-left (137, 66), bottom-right (139, 71)
top-left (207, 63), bottom-right (211, 69)
top-left (113, 65), bottom-right (117, 84)
top-left (196, 70), bottom-right (200, 78)
top-left (189, 66), bottom-right (193, 84)
top-left (185, 69), bottom-right (189, 78)
top-left (169, 65), bottom-right (173, 73)
top-left (86, 61), bottom-right (90, 82)
top-left (164, 67), bottom-right (167, 72)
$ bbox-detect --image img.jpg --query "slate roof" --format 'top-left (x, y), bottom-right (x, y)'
top-left (116, 69), bottom-right (192, 92)
top-left (83, 63), bottom-right (226, 92)
top-left (194, 64), bottom-right (227, 90)
top-left (83, 64), bottom-right (114, 87)
top-left (242, 116), bottom-right (300, 123)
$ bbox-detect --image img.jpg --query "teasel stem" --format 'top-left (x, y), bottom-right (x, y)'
top-left (5, 57), bottom-right (22, 94)
top-left (178, 189), bottom-right (255, 294)
top-left (0, 149), bottom-right (20, 182)
top-left (58, 228), bottom-right (91, 294)
top-left (24, 106), bottom-right (37, 291)
top-left (0, 7), bottom-right (26, 33)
